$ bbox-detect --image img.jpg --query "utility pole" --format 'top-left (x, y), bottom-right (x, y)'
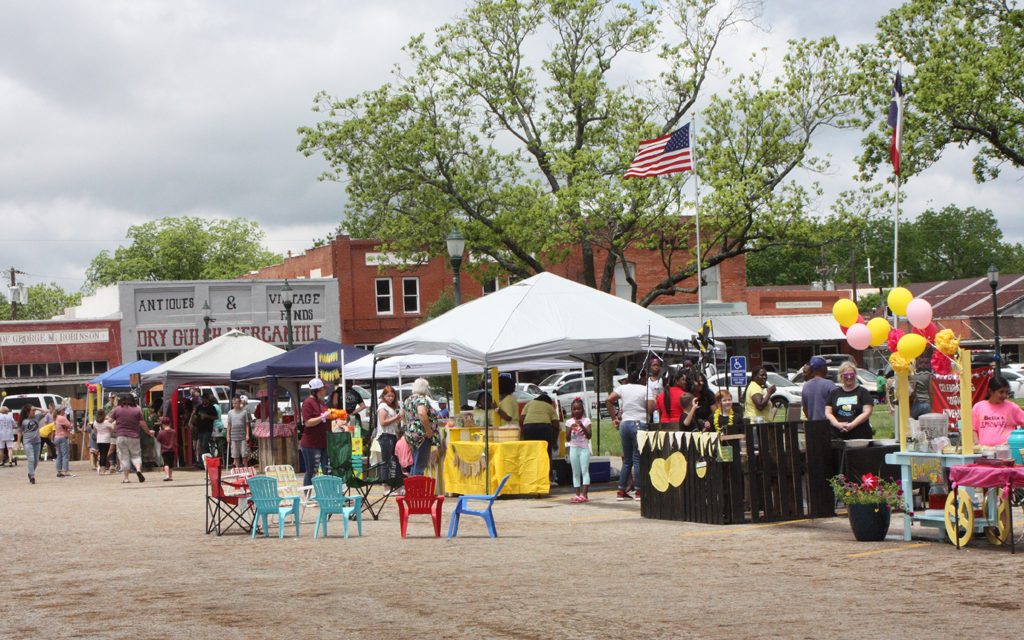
top-left (8, 267), bottom-right (25, 320)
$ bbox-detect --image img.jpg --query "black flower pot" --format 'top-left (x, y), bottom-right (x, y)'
top-left (847, 503), bottom-right (891, 541)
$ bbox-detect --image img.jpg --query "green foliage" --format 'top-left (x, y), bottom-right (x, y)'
top-left (85, 217), bottom-right (281, 290)
top-left (748, 200), bottom-right (1024, 286)
top-left (857, 0), bottom-right (1024, 181)
top-left (423, 287), bottom-right (456, 322)
top-left (300, 0), bottom-right (859, 305)
top-left (829, 473), bottom-right (903, 511)
top-left (857, 292), bottom-right (881, 315)
top-left (0, 283), bottom-right (82, 321)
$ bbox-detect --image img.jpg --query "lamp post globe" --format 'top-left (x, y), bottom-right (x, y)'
top-left (202, 300), bottom-right (212, 343)
top-left (282, 279), bottom-right (295, 350)
top-left (446, 229), bottom-right (465, 306)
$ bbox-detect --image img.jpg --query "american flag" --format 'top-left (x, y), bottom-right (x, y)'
top-left (623, 124), bottom-right (693, 179)
top-left (887, 72), bottom-right (904, 175)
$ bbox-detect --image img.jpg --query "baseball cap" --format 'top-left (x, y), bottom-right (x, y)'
top-left (809, 356), bottom-right (827, 371)
top-left (308, 378), bottom-right (325, 390)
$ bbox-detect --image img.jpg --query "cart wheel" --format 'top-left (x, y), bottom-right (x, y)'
top-left (944, 489), bottom-right (974, 546)
top-left (983, 491), bottom-right (1012, 545)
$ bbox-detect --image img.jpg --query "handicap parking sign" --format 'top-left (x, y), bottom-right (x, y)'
top-left (729, 356), bottom-right (746, 387)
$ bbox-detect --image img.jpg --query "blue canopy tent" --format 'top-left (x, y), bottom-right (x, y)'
top-left (90, 359), bottom-right (159, 391)
top-left (230, 340), bottom-right (370, 464)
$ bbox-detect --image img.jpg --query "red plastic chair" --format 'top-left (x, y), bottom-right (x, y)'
top-left (396, 475), bottom-right (445, 538)
top-left (204, 455), bottom-right (254, 536)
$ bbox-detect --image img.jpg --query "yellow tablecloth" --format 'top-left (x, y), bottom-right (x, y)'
top-left (443, 440), bottom-right (549, 496)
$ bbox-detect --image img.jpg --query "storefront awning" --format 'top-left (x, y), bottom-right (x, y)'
top-left (668, 315), bottom-right (769, 340)
top-left (755, 315), bottom-right (845, 343)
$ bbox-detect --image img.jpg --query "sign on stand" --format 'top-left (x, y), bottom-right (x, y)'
top-left (729, 356), bottom-right (747, 387)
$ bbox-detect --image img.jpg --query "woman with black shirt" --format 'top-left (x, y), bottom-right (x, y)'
top-left (824, 362), bottom-right (874, 440)
top-left (686, 372), bottom-right (716, 431)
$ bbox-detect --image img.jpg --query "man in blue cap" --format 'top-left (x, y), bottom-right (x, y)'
top-left (801, 356), bottom-right (836, 422)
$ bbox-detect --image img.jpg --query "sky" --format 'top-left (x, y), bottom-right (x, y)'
top-left (2, 0), bottom-right (1022, 295)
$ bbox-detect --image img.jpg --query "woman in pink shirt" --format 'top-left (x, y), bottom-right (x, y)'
top-left (53, 406), bottom-right (73, 478)
top-left (972, 377), bottom-right (1024, 446)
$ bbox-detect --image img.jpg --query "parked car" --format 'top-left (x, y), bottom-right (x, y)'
top-left (537, 370), bottom-right (587, 395)
top-left (516, 382), bottom-right (544, 398)
top-left (0, 393), bottom-right (66, 422)
top-left (707, 372), bottom-right (802, 408)
top-left (1000, 369), bottom-right (1024, 399)
top-left (789, 367), bottom-right (880, 401)
top-left (552, 377), bottom-right (609, 419)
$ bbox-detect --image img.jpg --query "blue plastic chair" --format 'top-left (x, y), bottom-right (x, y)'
top-left (247, 476), bottom-right (300, 539)
top-left (311, 475), bottom-right (363, 539)
top-left (447, 474), bottom-right (511, 539)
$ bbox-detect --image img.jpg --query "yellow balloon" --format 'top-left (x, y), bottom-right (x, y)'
top-left (888, 287), bottom-right (914, 316)
top-left (832, 298), bottom-right (859, 327)
top-left (897, 333), bottom-right (928, 361)
top-left (866, 316), bottom-right (891, 347)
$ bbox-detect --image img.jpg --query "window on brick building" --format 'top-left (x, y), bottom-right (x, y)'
top-left (483, 276), bottom-right (509, 295)
top-left (614, 261), bottom-right (636, 300)
top-left (375, 278), bottom-right (393, 315)
top-left (701, 264), bottom-right (721, 302)
top-left (402, 277), bottom-right (420, 314)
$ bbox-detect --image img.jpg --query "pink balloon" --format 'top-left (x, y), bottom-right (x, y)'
top-left (846, 323), bottom-right (871, 351)
top-left (905, 298), bottom-right (933, 330)
top-left (840, 314), bottom-right (865, 335)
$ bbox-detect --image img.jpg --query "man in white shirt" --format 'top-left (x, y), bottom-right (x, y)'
top-left (646, 356), bottom-right (664, 423)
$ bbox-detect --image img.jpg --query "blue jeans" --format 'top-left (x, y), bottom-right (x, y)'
top-left (300, 447), bottom-right (327, 487)
top-left (24, 440), bottom-right (40, 477)
top-left (55, 438), bottom-right (70, 473)
top-left (411, 439), bottom-right (432, 476)
top-left (618, 420), bottom-right (645, 492)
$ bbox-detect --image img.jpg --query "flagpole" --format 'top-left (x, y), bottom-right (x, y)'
top-left (893, 176), bottom-right (900, 289)
top-left (691, 113), bottom-right (703, 326)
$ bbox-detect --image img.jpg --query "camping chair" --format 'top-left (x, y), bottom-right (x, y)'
top-left (327, 431), bottom-right (403, 520)
top-left (311, 475), bottom-right (363, 539)
top-left (221, 466), bottom-right (257, 498)
top-left (396, 475), bottom-right (445, 538)
top-left (264, 464), bottom-right (316, 521)
top-left (203, 455), bottom-right (254, 536)
top-left (447, 474), bottom-right (511, 539)
top-left (247, 476), bottom-right (301, 539)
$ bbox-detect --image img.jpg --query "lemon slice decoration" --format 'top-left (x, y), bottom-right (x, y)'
top-left (649, 458), bottom-right (670, 492)
top-left (666, 451), bottom-right (687, 487)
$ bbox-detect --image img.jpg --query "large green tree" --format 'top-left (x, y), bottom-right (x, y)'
top-left (857, 0), bottom-right (1024, 181)
top-left (0, 283), bottom-right (82, 321)
top-left (747, 202), bottom-right (1024, 286)
top-left (299, 0), bottom-right (859, 305)
top-left (85, 217), bottom-right (281, 291)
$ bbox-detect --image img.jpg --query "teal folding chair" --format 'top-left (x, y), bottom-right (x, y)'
top-left (447, 474), bottom-right (511, 539)
top-left (247, 476), bottom-right (300, 539)
top-left (311, 475), bottom-right (363, 539)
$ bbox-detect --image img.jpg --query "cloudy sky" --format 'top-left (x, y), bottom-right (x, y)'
top-left (2, 0), bottom-right (1022, 295)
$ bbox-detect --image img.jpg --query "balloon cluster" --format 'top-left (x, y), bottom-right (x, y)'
top-left (832, 287), bottom-right (960, 366)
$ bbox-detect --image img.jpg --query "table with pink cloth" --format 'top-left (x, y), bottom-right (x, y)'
top-left (949, 464), bottom-right (1024, 495)
top-left (949, 464), bottom-right (1024, 553)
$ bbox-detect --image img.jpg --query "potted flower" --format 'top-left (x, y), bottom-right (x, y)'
top-left (829, 473), bottom-right (904, 541)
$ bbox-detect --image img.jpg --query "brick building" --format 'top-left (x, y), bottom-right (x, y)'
top-left (242, 232), bottom-right (749, 348)
top-left (0, 319), bottom-right (122, 398)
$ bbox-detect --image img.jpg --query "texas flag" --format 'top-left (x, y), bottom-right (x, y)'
top-left (887, 72), bottom-right (904, 175)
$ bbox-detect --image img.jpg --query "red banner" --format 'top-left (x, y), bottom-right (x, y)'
top-left (931, 367), bottom-right (992, 430)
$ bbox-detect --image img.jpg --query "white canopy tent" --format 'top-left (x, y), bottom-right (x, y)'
top-left (373, 273), bottom-right (716, 489)
top-left (141, 330), bottom-right (285, 390)
top-left (344, 353), bottom-right (577, 380)
top-left (375, 271), bottom-right (715, 366)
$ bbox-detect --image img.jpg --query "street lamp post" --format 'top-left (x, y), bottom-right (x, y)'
top-left (446, 229), bottom-right (467, 410)
top-left (202, 301), bottom-right (213, 342)
top-left (446, 229), bottom-right (466, 305)
top-left (282, 279), bottom-right (294, 350)
top-left (988, 265), bottom-right (1001, 375)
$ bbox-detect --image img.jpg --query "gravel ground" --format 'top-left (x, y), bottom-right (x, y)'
top-left (1, 459), bottom-right (1021, 639)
